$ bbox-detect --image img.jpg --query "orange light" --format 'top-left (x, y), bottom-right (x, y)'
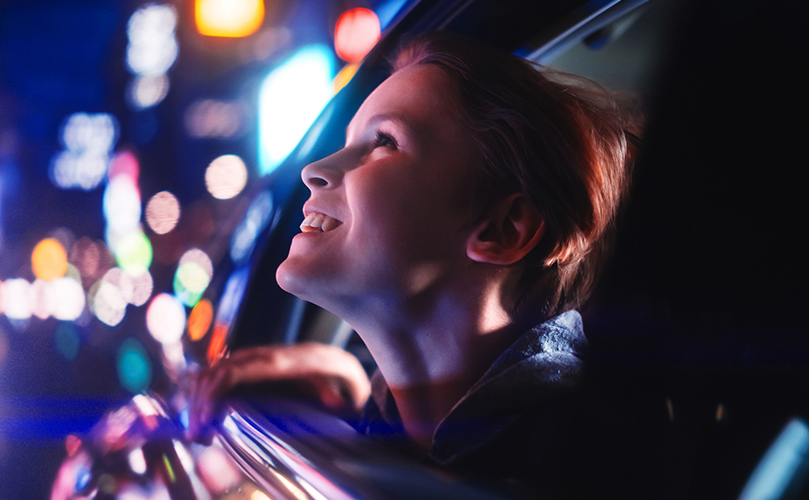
top-left (207, 323), bottom-right (229, 365)
top-left (334, 8), bottom-right (380, 63)
top-left (32, 238), bottom-right (68, 281)
top-left (196, 0), bottom-right (264, 38)
top-left (334, 63), bottom-right (358, 94)
top-left (188, 299), bottom-right (214, 341)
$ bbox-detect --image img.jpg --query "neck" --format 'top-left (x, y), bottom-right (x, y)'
top-left (345, 277), bottom-right (525, 452)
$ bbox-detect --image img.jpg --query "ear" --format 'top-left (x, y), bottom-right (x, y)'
top-left (467, 193), bottom-right (545, 265)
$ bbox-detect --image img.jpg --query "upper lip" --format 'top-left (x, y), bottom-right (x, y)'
top-left (302, 202), bottom-right (342, 223)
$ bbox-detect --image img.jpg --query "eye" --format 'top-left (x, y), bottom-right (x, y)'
top-left (373, 130), bottom-right (398, 149)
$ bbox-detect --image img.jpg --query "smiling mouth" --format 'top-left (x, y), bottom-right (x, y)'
top-left (300, 212), bottom-right (342, 233)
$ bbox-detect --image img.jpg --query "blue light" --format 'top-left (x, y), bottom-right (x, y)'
top-left (258, 45), bottom-right (334, 176)
top-left (740, 418), bottom-right (809, 500)
top-left (116, 338), bottom-right (152, 394)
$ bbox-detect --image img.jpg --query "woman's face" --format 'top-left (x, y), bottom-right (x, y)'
top-left (276, 64), bottom-right (481, 315)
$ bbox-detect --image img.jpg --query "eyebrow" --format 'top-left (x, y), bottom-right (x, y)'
top-left (346, 112), bottom-right (414, 142)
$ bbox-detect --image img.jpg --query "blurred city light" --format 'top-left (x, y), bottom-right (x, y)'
top-left (146, 191), bottom-right (181, 235)
top-left (195, 0), bottom-right (265, 38)
top-left (334, 63), bottom-right (358, 94)
top-left (230, 190), bottom-right (275, 264)
top-left (70, 237), bottom-right (114, 289)
top-left (50, 277), bottom-right (86, 321)
top-left (117, 338), bottom-right (153, 394)
top-left (54, 322), bottom-right (81, 361)
top-left (334, 8), bottom-right (381, 63)
top-left (187, 298), bottom-right (213, 341)
top-left (128, 74), bottom-right (170, 109)
top-left (93, 268), bottom-right (132, 326)
top-left (104, 176), bottom-right (142, 251)
top-left (114, 230), bottom-right (153, 277)
top-left (146, 293), bottom-right (186, 345)
top-left (130, 270), bottom-right (154, 307)
top-left (1, 278), bottom-right (32, 320)
top-left (109, 150), bottom-right (141, 184)
top-left (258, 45), bottom-right (334, 176)
top-left (174, 248), bottom-right (213, 307)
top-left (205, 154), bottom-right (248, 199)
top-left (50, 113), bottom-right (119, 190)
top-left (31, 279), bottom-right (51, 319)
top-left (185, 99), bottom-right (247, 138)
top-left (32, 238), bottom-right (68, 281)
top-left (126, 4), bottom-right (178, 76)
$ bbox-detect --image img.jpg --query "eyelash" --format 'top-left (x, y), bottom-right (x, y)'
top-left (374, 131), bottom-right (397, 149)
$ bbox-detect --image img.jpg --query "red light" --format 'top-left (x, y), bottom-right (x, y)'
top-left (334, 8), bottom-right (380, 63)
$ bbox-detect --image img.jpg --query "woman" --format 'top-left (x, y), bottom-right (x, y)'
top-left (190, 31), bottom-right (638, 497)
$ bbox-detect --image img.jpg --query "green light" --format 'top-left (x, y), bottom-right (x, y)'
top-left (115, 231), bottom-right (153, 276)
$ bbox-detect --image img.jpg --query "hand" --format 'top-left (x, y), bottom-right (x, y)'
top-left (186, 342), bottom-right (371, 443)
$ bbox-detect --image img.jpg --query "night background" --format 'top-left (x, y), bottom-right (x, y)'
top-left (2, 0), bottom-right (808, 498)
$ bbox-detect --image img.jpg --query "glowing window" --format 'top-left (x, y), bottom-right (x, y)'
top-left (258, 45), bottom-right (334, 176)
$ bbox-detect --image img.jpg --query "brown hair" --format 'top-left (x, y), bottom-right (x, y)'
top-left (392, 32), bottom-right (640, 317)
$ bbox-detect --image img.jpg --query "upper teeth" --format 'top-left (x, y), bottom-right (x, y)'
top-left (301, 213), bottom-right (340, 232)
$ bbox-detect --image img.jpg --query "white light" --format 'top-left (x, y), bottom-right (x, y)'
top-left (258, 45), bottom-right (334, 175)
top-left (128, 447), bottom-right (148, 475)
top-left (51, 113), bottom-right (119, 191)
top-left (50, 277), bottom-right (86, 321)
top-left (126, 4), bottom-right (178, 76)
top-left (103, 176), bottom-right (142, 236)
top-left (1, 279), bottom-right (32, 320)
top-left (146, 293), bottom-right (186, 345)
top-left (128, 74), bottom-right (170, 109)
top-left (205, 155), bottom-right (248, 199)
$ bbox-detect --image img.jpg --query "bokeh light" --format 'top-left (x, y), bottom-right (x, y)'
top-left (230, 190), bottom-right (275, 263)
top-left (207, 323), bottom-right (228, 366)
top-left (129, 270), bottom-right (154, 307)
top-left (258, 45), bottom-right (334, 175)
top-left (184, 99), bottom-right (247, 138)
top-left (30, 279), bottom-right (51, 319)
top-left (108, 150), bottom-right (140, 184)
top-left (50, 113), bottom-right (118, 190)
top-left (195, 0), bottom-right (265, 38)
top-left (32, 238), bottom-right (68, 281)
top-left (173, 248), bottom-right (213, 307)
top-left (146, 293), bottom-right (186, 345)
top-left (334, 63), bottom-right (358, 94)
top-left (187, 299), bottom-right (213, 341)
top-left (115, 231), bottom-right (153, 276)
top-left (117, 338), bottom-right (152, 394)
top-left (126, 4), bottom-right (179, 76)
top-left (104, 176), bottom-right (142, 237)
top-left (1, 278), bottom-right (32, 320)
top-left (93, 269), bottom-right (131, 326)
top-left (146, 191), bottom-right (181, 235)
top-left (70, 237), bottom-right (114, 289)
top-left (50, 277), bottom-right (86, 320)
top-left (205, 154), bottom-right (248, 199)
top-left (128, 74), bottom-right (170, 109)
top-left (334, 8), bottom-right (381, 63)
top-left (54, 322), bottom-right (81, 361)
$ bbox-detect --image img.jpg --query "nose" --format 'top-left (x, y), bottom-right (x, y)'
top-left (301, 150), bottom-right (343, 190)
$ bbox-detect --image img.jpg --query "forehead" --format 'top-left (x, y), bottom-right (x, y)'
top-left (348, 64), bottom-right (460, 137)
